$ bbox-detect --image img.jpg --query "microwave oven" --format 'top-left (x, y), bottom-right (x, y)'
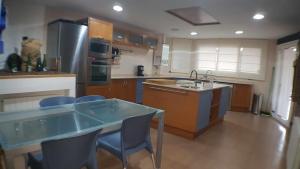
top-left (89, 38), bottom-right (111, 59)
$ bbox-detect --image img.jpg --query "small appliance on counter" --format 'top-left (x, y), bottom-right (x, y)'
top-left (137, 65), bottom-right (144, 76)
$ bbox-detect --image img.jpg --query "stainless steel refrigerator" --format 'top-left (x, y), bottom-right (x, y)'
top-left (47, 20), bottom-right (88, 96)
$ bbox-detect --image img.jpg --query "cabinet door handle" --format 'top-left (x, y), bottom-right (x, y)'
top-left (149, 87), bottom-right (187, 94)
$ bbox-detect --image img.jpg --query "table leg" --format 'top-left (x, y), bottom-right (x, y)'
top-left (155, 112), bottom-right (164, 169)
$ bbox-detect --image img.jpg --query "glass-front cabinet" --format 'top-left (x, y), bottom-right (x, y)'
top-left (112, 27), bottom-right (159, 49)
top-left (144, 37), bottom-right (158, 48)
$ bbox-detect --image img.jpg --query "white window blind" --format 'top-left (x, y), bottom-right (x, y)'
top-left (170, 39), bottom-right (267, 80)
top-left (240, 48), bottom-right (262, 74)
top-left (171, 50), bottom-right (191, 73)
top-left (195, 46), bottom-right (217, 71)
top-left (217, 47), bottom-right (239, 72)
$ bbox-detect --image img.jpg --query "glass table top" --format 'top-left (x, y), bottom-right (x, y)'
top-left (0, 99), bottom-right (162, 151)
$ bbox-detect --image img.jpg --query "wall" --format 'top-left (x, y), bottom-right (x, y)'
top-left (111, 47), bottom-right (153, 75)
top-left (0, 0), bottom-right (46, 69)
top-left (1, 1), bottom-right (157, 75)
top-left (160, 38), bottom-right (277, 112)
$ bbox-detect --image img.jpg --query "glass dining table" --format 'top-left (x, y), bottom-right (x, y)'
top-left (0, 99), bottom-right (164, 169)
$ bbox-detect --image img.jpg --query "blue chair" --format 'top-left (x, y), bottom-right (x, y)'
top-left (39, 96), bottom-right (76, 107)
top-left (97, 112), bottom-right (156, 169)
top-left (75, 95), bottom-right (105, 103)
top-left (27, 129), bottom-right (101, 169)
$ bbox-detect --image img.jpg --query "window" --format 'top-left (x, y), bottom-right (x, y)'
top-left (161, 44), bottom-right (170, 66)
top-left (195, 46), bottom-right (217, 71)
top-left (170, 39), bottom-right (267, 80)
top-left (217, 47), bottom-right (239, 72)
top-left (240, 48), bottom-right (261, 74)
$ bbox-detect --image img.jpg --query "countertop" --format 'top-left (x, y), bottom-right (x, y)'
top-left (111, 74), bottom-right (254, 85)
top-left (143, 82), bottom-right (232, 92)
top-left (0, 71), bottom-right (76, 79)
top-left (111, 74), bottom-right (174, 79)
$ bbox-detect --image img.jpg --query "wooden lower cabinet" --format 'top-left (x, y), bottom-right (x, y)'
top-left (86, 85), bottom-right (112, 98)
top-left (111, 79), bottom-right (136, 102)
top-left (143, 84), bottom-right (200, 138)
top-left (0, 149), bottom-right (4, 169)
top-left (85, 79), bottom-right (136, 102)
top-left (230, 84), bottom-right (253, 112)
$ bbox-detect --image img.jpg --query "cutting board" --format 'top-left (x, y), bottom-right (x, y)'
top-left (145, 79), bottom-right (177, 85)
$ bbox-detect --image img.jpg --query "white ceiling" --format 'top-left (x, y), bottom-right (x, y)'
top-left (19, 0), bottom-right (300, 39)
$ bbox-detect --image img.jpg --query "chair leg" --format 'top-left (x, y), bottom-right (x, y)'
top-left (151, 153), bottom-right (156, 169)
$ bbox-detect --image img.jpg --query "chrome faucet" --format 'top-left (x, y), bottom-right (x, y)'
top-left (190, 69), bottom-right (199, 88)
top-left (190, 69), bottom-right (198, 80)
top-left (203, 70), bottom-right (213, 81)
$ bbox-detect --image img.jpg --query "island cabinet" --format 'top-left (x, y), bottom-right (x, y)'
top-left (143, 82), bottom-right (231, 139)
top-left (143, 84), bottom-right (201, 138)
top-left (230, 84), bottom-right (253, 112)
top-left (85, 79), bottom-right (136, 102)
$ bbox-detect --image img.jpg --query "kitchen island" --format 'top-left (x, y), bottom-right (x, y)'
top-left (143, 80), bottom-right (231, 139)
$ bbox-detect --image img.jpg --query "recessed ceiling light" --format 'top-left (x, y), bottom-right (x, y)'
top-left (235, 30), bottom-right (244, 35)
top-left (113, 4), bottom-right (123, 12)
top-left (190, 32), bottom-right (198, 36)
top-left (292, 48), bottom-right (297, 52)
top-left (253, 13), bottom-right (265, 20)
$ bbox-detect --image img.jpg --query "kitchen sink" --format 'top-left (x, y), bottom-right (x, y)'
top-left (179, 84), bottom-right (201, 89)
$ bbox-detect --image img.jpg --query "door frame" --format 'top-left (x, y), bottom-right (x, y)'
top-left (273, 40), bottom-right (299, 127)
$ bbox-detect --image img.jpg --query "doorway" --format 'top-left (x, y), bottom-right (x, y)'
top-left (272, 41), bottom-right (298, 126)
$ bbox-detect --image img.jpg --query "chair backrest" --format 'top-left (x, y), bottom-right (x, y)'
top-left (41, 129), bottom-right (101, 169)
top-left (75, 95), bottom-right (105, 103)
top-left (39, 96), bottom-right (76, 107)
top-left (121, 112), bottom-right (156, 150)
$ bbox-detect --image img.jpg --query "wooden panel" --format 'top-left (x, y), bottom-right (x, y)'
top-left (231, 84), bottom-right (253, 112)
top-left (88, 18), bottom-right (113, 41)
top-left (86, 85), bottom-right (112, 98)
top-left (125, 79), bottom-right (137, 102)
top-left (111, 80), bottom-right (126, 100)
top-left (143, 84), bottom-right (199, 132)
top-left (212, 88), bottom-right (221, 106)
top-left (210, 88), bottom-right (221, 125)
top-left (110, 79), bottom-right (136, 102)
top-left (0, 149), bottom-right (4, 169)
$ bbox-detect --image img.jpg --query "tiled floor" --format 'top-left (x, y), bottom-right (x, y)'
top-left (97, 111), bottom-right (287, 169)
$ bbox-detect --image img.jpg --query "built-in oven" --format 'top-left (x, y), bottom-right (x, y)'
top-left (87, 57), bottom-right (111, 84)
top-left (87, 38), bottom-right (112, 84)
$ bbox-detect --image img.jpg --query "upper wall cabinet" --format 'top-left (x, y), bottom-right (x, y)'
top-left (88, 18), bottom-right (113, 41)
top-left (143, 37), bottom-right (158, 48)
top-left (113, 29), bottom-right (126, 43)
top-left (128, 33), bottom-right (143, 47)
top-left (112, 27), bottom-right (159, 49)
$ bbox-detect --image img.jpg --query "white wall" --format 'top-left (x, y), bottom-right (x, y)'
top-left (111, 47), bottom-right (153, 75)
top-left (0, 0), bottom-right (46, 69)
